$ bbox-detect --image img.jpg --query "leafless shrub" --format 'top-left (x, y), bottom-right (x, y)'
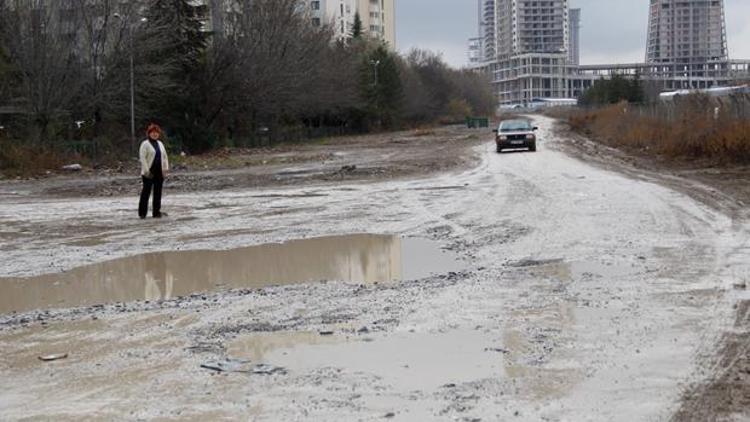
top-left (568, 95), bottom-right (750, 164)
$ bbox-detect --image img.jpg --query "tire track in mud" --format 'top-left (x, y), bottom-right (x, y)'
top-left (553, 116), bottom-right (750, 422)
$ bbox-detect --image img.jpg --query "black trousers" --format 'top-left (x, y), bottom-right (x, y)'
top-left (139, 174), bottom-right (164, 218)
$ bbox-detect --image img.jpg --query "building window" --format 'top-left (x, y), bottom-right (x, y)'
top-left (312, 17), bottom-right (321, 26)
top-left (311, 1), bottom-right (320, 10)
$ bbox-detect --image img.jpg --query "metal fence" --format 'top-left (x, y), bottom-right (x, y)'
top-left (633, 93), bottom-right (750, 121)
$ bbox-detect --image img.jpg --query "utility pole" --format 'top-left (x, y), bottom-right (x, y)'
top-left (114, 13), bottom-right (147, 156)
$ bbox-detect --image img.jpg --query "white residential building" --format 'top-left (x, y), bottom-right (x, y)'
top-left (188, 0), bottom-right (394, 47)
top-left (307, 0), bottom-right (357, 40)
top-left (356, 0), bottom-right (395, 48)
top-left (302, 0), bottom-right (395, 47)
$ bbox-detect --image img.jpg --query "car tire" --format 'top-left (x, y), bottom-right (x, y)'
top-left (496, 146), bottom-right (503, 153)
top-left (529, 142), bottom-right (537, 152)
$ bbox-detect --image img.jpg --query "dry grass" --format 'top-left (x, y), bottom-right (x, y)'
top-left (568, 101), bottom-right (750, 164)
top-left (0, 141), bottom-right (69, 177)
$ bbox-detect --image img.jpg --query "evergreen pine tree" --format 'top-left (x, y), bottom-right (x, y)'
top-left (351, 12), bottom-right (363, 39)
top-left (360, 44), bottom-right (402, 129)
top-left (143, 0), bottom-right (210, 151)
top-left (629, 72), bottom-right (645, 104)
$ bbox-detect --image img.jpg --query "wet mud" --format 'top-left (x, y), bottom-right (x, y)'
top-left (1, 116), bottom-right (748, 420)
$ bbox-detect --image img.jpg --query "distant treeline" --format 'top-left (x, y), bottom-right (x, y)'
top-left (578, 75), bottom-right (646, 106)
top-left (0, 0), bottom-right (494, 161)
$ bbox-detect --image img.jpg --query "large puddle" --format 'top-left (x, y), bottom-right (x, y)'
top-left (0, 235), bottom-right (463, 314)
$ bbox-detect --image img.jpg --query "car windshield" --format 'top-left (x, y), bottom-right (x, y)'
top-left (499, 120), bottom-right (532, 132)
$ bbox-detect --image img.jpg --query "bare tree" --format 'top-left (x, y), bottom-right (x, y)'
top-left (220, 0), bottom-right (340, 129)
top-left (0, 1), bottom-right (88, 143)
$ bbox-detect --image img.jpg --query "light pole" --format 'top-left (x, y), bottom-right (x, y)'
top-left (114, 13), bottom-right (147, 155)
top-left (370, 59), bottom-right (380, 87)
top-left (370, 59), bottom-right (381, 128)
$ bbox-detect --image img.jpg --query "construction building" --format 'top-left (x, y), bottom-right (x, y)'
top-left (468, 37), bottom-right (484, 65)
top-left (478, 0), bottom-right (575, 105)
top-left (644, 0), bottom-right (729, 89)
top-left (568, 8), bottom-right (580, 65)
top-left (467, 0), bottom-right (488, 66)
top-left (480, 0), bottom-right (496, 62)
top-left (473, 0), bottom-right (750, 106)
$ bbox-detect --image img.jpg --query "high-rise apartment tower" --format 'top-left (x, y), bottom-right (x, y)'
top-left (495, 0), bottom-right (569, 58)
top-left (646, 0), bottom-right (728, 64)
top-left (568, 8), bottom-right (580, 65)
top-left (481, 0), bottom-right (496, 61)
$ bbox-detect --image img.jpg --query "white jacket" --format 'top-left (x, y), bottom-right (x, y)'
top-left (139, 139), bottom-right (170, 177)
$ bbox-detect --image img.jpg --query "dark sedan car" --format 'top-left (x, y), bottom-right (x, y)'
top-left (493, 119), bottom-right (538, 153)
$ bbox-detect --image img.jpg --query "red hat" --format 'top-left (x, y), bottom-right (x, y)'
top-left (146, 123), bottom-right (161, 137)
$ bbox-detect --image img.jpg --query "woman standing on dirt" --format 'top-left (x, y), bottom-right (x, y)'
top-left (138, 123), bottom-right (169, 219)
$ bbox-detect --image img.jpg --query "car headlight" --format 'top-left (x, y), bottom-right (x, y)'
top-left (526, 134), bottom-right (535, 140)
top-left (499, 135), bottom-right (508, 141)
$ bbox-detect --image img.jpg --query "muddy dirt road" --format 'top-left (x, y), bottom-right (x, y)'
top-left (1, 116), bottom-right (748, 421)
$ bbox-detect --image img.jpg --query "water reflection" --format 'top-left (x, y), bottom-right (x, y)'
top-left (0, 234), bottom-right (462, 314)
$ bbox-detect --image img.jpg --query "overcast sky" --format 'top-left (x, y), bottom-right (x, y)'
top-left (396, 0), bottom-right (750, 68)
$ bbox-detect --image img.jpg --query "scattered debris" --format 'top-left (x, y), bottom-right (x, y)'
top-left (200, 359), bottom-right (287, 376)
top-left (319, 330), bottom-right (334, 336)
top-left (384, 412), bottom-right (395, 418)
top-left (508, 258), bottom-right (563, 268)
top-left (200, 358), bottom-right (254, 373)
top-left (733, 282), bottom-right (747, 290)
top-left (252, 364), bottom-right (287, 376)
top-left (38, 353), bottom-right (68, 362)
top-left (185, 342), bottom-right (224, 354)
top-left (62, 164), bottom-right (82, 172)
top-left (484, 347), bottom-right (510, 354)
top-left (334, 165), bottom-right (357, 176)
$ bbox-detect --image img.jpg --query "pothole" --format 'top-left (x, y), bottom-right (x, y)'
top-left (0, 234), bottom-right (465, 314)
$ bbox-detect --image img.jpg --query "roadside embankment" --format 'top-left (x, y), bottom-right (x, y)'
top-left (554, 96), bottom-right (750, 217)
top-left (0, 125), bottom-right (488, 199)
top-left (567, 94), bottom-right (750, 164)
